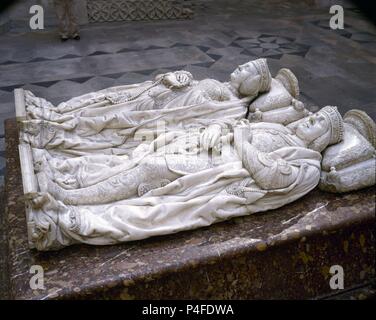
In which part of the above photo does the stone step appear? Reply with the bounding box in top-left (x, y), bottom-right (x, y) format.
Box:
top-left (3, 118), bottom-right (375, 299)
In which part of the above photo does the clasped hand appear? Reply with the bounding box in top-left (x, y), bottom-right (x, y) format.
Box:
top-left (200, 122), bottom-right (252, 151)
top-left (162, 71), bottom-right (192, 89)
top-left (200, 124), bottom-right (222, 151)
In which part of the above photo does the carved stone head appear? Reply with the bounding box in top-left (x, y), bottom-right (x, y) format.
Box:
top-left (296, 106), bottom-right (344, 152)
top-left (230, 58), bottom-right (272, 97)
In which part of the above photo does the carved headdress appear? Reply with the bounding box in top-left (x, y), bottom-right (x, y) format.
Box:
top-left (250, 58), bottom-right (272, 92)
top-left (320, 106), bottom-right (344, 145)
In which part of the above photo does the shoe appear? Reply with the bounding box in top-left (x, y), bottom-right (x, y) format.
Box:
top-left (61, 36), bottom-right (68, 42)
top-left (73, 35), bottom-right (80, 40)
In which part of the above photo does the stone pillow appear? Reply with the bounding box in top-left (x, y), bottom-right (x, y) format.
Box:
top-left (319, 109), bottom-right (376, 193)
top-left (248, 69), bottom-right (310, 125)
top-left (321, 123), bottom-right (374, 171)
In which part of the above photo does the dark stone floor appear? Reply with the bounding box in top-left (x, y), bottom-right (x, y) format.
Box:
top-left (0, 0), bottom-right (375, 186)
top-left (0, 0), bottom-right (375, 298)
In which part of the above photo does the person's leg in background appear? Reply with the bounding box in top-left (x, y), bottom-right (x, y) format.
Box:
top-left (54, 0), bottom-right (69, 41)
top-left (53, 0), bottom-right (80, 41)
top-left (66, 0), bottom-right (80, 40)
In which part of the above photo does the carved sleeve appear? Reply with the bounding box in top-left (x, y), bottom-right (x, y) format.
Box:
top-left (236, 141), bottom-right (300, 190)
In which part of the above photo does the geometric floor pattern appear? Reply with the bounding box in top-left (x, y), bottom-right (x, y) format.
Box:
top-left (231, 34), bottom-right (311, 59)
top-left (0, 0), bottom-right (375, 189)
top-left (311, 19), bottom-right (376, 44)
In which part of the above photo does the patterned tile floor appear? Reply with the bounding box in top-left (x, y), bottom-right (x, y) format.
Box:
top-left (0, 0), bottom-right (375, 298)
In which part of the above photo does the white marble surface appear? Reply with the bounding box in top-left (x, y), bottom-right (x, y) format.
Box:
top-left (319, 110), bottom-right (376, 193)
top-left (15, 59), bottom-right (375, 250)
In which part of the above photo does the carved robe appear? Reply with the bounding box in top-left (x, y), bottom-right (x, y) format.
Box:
top-left (32, 123), bottom-right (322, 250)
top-left (23, 78), bottom-right (251, 157)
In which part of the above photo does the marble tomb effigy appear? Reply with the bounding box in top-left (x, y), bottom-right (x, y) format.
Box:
top-left (13, 58), bottom-right (375, 251)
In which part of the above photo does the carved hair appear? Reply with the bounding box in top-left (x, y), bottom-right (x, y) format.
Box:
top-left (239, 58), bottom-right (272, 96)
top-left (239, 75), bottom-right (262, 96)
top-left (307, 129), bottom-right (331, 152)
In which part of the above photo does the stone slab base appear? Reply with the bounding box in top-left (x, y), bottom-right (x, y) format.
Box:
top-left (4, 118), bottom-right (375, 299)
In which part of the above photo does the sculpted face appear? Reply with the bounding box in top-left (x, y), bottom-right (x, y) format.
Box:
top-left (230, 62), bottom-right (256, 90)
top-left (296, 112), bottom-right (330, 143)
